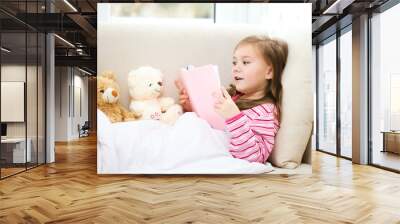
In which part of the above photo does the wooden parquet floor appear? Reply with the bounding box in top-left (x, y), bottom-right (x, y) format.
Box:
top-left (1, 135), bottom-right (400, 224)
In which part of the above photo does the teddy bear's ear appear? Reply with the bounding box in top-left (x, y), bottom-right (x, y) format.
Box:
top-left (127, 69), bottom-right (137, 88)
top-left (100, 70), bottom-right (117, 81)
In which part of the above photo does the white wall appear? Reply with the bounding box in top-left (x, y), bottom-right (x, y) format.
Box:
top-left (55, 66), bottom-right (69, 141)
top-left (216, 3), bottom-right (310, 34)
top-left (1, 66), bottom-right (26, 136)
top-left (55, 67), bottom-right (89, 141)
top-left (72, 73), bottom-right (89, 138)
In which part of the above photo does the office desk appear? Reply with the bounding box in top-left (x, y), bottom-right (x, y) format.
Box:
top-left (381, 131), bottom-right (400, 154)
top-left (1, 138), bottom-right (31, 163)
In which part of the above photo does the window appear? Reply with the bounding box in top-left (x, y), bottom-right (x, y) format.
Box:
top-left (98, 3), bottom-right (214, 24)
top-left (339, 28), bottom-right (352, 158)
top-left (390, 74), bottom-right (400, 130)
top-left (317, 36), bottom-right (337, 154)
top-left (215, 3), bottom-right (308, 28)
top-left (371, 2), bottom-right (400, 171)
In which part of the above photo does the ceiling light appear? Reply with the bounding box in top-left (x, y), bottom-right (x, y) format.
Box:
top-left (63, 0), bottom-right (78, 12)
top-left (54, 34), bottom-right (75, 48)
top-left (78, 67), bottom-right (93, 76)
top-left (1, 47), bottom-right (11, 53)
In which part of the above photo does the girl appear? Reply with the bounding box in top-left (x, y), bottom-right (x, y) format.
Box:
top-left (175, 35), bottom-right (288, 164)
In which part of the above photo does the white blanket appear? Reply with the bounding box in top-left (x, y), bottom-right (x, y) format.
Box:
top-left (97, 110), bottom-right (273, 174)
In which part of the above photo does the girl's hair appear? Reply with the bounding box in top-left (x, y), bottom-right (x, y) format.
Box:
top-left (228, 35), bottom-right (288, 121)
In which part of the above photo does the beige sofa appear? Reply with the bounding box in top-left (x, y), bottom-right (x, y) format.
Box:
top-left (98, 22), bottom-right (313, 174)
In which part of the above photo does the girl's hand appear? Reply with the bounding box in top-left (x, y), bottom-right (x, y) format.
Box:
top-left (174, 79), bottom-right (193, 112)
top-left (213, 87), bottom-right (240, 119)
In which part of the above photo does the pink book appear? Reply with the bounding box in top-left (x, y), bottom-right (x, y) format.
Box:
top-left (180, 65), bottom-right (226, 130)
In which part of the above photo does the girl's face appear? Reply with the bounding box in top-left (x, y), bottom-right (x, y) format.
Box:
top-left (232, 44), bottom-right (273, 97)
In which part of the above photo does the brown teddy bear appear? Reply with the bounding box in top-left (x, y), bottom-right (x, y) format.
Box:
top-left (97, 71), bottom-right (137, 123)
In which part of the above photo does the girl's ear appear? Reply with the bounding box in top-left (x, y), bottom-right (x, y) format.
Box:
top-left (265, 67), bottom-right (273, 80)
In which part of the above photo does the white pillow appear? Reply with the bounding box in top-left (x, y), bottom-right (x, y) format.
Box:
top-left (268, 38), bottom-right (313, 168)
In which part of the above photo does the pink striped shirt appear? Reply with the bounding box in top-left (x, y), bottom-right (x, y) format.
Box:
top-left (225, 97), bottom-right (279, 164)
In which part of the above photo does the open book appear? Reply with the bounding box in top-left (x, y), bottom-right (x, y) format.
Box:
top-left (179, 64), bottom-right (226, 130)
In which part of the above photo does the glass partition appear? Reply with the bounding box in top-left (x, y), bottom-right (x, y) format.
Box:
top-left (317, 36), bottom-right (337, 155)
top-left (1, 30), bottom-right (28, 178)
top-left (0, 1), bottom-right (46, 179)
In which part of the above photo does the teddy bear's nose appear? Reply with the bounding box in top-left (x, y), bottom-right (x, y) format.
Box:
top-left (158, 81), bottom-right (162, 86)
top-left (112, 90), bottom-right (118, 97)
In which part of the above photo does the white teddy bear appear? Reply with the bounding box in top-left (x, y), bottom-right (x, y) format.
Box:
top-left (128, 66), bottom-right (183, 125)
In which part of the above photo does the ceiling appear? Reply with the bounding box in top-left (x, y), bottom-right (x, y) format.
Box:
top-left (0, 0), bottom-right (392, 74)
